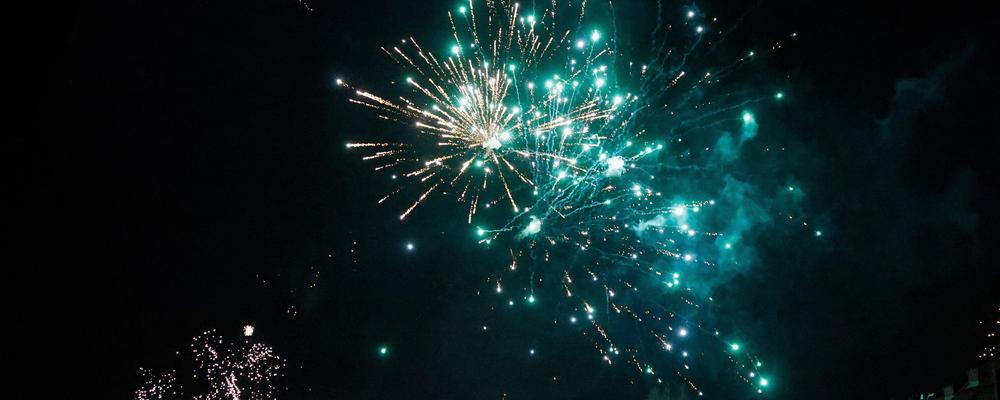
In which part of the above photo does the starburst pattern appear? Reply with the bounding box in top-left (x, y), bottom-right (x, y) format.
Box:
top-left (342, 0), bottom-right (804, 396)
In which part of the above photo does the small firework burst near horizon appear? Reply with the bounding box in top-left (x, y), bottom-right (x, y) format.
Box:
top-left (135, 327), bottom-right (286, 399)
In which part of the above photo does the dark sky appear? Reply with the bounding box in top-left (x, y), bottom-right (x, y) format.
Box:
top-left (52, 0), bottom-right (1000, 398)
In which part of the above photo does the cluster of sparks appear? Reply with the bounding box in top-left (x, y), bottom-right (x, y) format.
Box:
top-left (978, 305), bottom-right (999, 360)
top-left (135, 328), bottom-right (286, 400)
top-left (343, 0), bottom-right (629, 222)
top-left (344, 0), bottom-right (803, 397)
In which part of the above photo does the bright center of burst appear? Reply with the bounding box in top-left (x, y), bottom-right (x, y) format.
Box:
top-left (475, 121), bottom-right (512, 151)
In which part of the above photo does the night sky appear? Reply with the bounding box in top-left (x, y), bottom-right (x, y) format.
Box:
top-left (56, 0), bottom-right (1000, 398)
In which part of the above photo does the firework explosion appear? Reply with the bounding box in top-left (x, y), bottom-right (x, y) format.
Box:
top-left (135, 328), bottom-right (286, 399)
top-left (343, 0), bottom-right (804, 396)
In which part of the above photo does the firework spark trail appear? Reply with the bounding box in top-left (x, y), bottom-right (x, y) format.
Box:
top-left (342, 1), bottom-right (801, 396)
